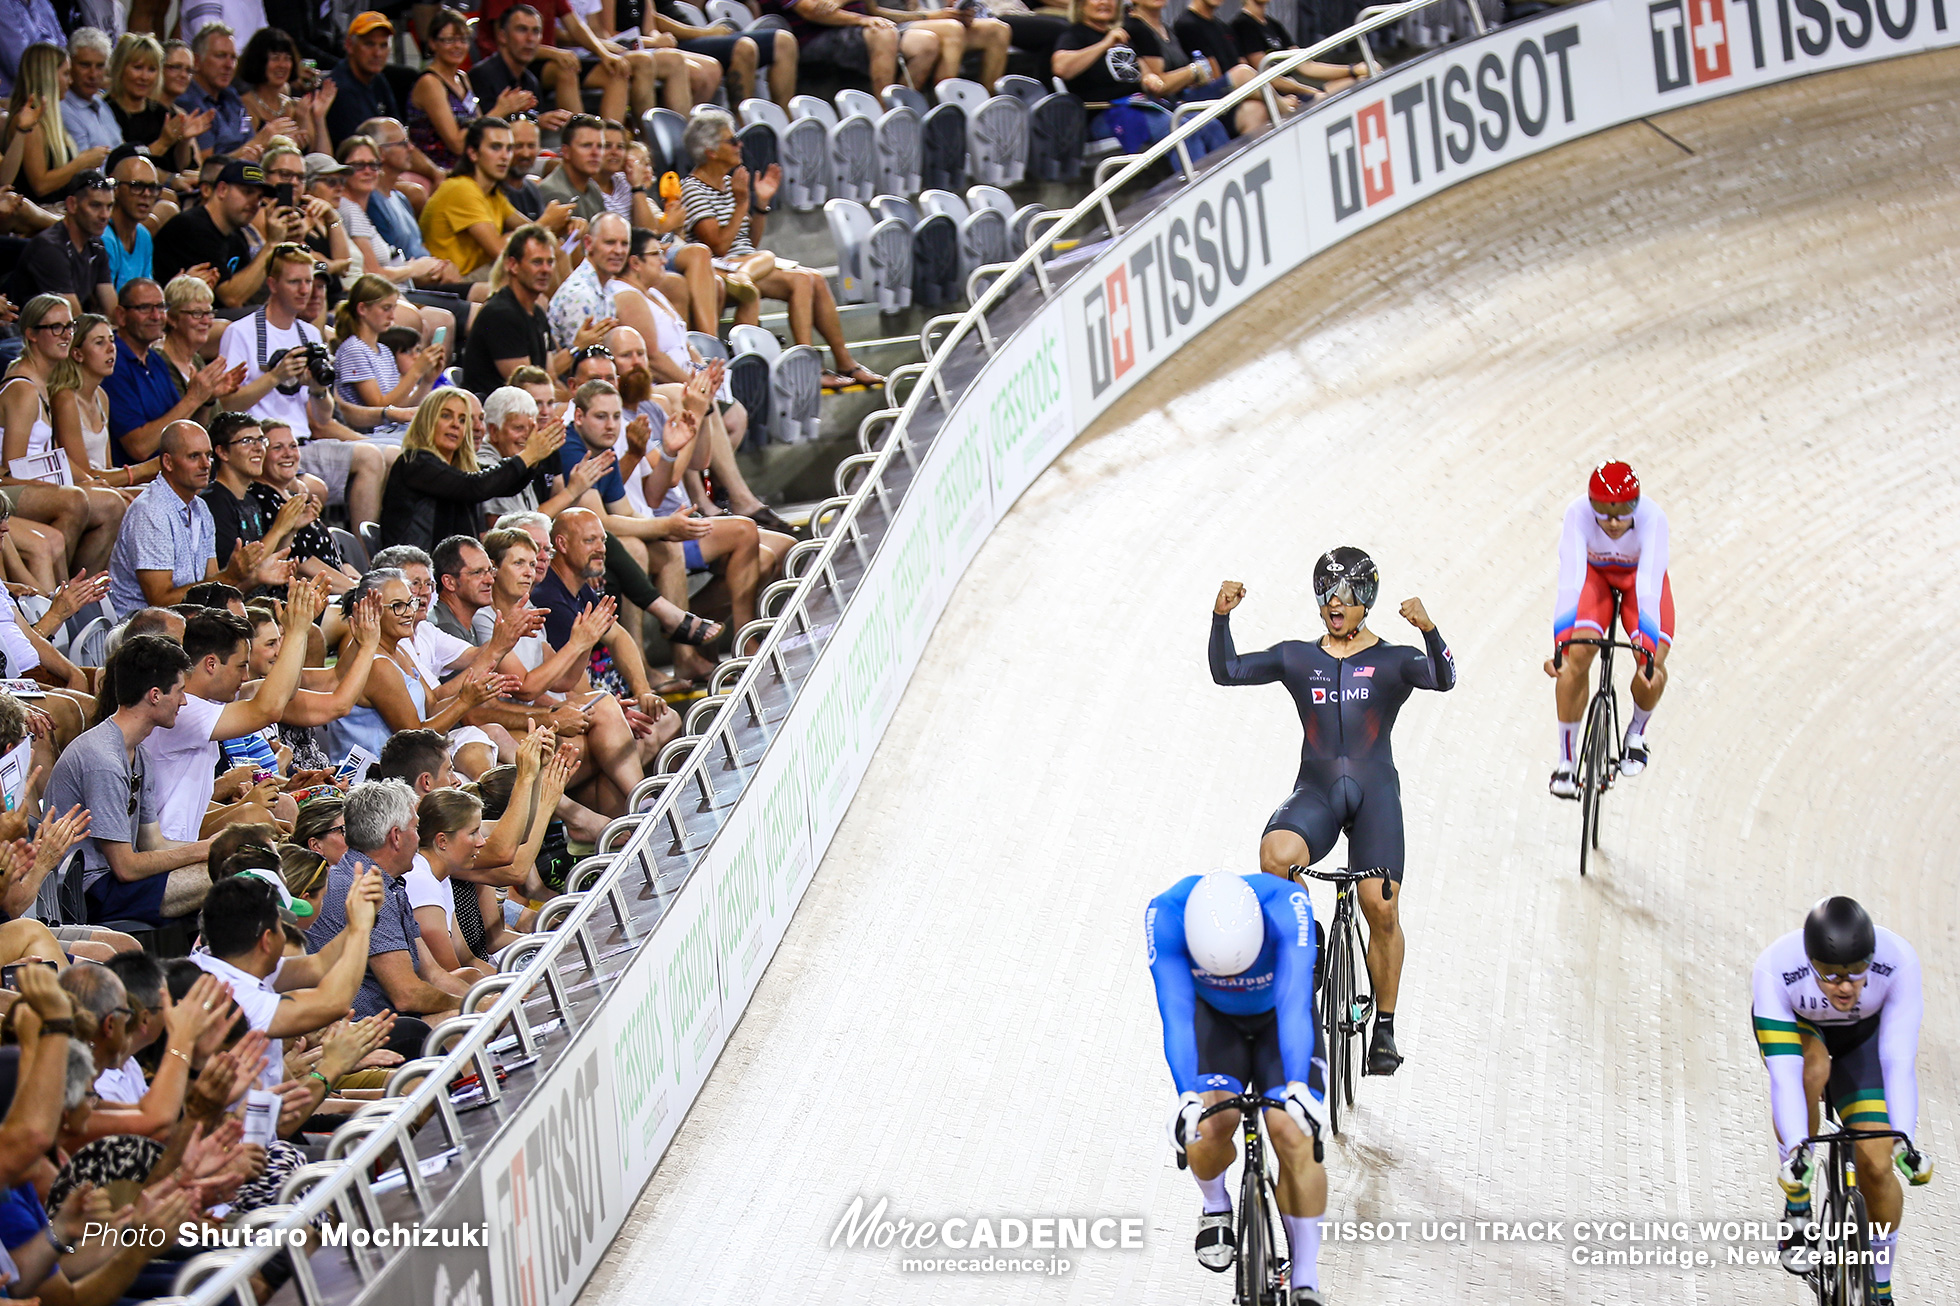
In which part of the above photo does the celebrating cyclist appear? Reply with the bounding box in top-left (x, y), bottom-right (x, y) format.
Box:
top-left (1210, 548), bottom-right (1455, 1075)
top-left (1147, 871), bottom-right (1329, 1306)
top-left (1546, 460), bottom-right (1672, 796)
top-left (1752, 897), bottom-right (1931, 1299)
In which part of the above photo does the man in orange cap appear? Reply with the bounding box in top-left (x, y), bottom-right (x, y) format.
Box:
top-left (327, 13), bottom-right (406, 146)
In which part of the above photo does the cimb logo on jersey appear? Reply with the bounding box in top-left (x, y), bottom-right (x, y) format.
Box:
top-left (1325, 26), bottom-right (1581, 222)
top-left (1650, 0), bottom-right (1941, 92)
top-left (1081, 158), bottom-right (1280, 399)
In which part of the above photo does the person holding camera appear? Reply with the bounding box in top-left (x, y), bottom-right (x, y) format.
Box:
top-left (217, 243), bottom-right (395, 528)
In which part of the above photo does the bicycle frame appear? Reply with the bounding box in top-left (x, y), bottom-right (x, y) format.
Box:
top-left (1553, 588), bottom-right (1655, 876)
top-left (1792, 1126), bottom-right (1916, 1306)
top-left (1291, 865), bottom-right (1385, 1134)
top-left (1186, 1092), bottom-right (1322, 1306)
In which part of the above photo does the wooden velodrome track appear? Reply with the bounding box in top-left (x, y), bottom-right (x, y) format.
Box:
top-left (583, 48), bottom-right (1960, 1306)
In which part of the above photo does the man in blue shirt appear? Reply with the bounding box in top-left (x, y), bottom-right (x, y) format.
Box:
top-left (1148, 871), bottom-right (1330, 1304)
top-left (103, 150), bottom-right (160, 290)
top-left (103, 280), bottom-right (241, 465)
top-left (356, 117), bottom-right (435, 258)
top-left (176, 23), bottom-right (256, 158)
top-left (62, 29), bottom-right (123, 154)
top-left (108, 421), bottom-right (288, 613)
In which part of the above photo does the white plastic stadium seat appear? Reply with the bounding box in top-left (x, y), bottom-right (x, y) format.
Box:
top-left (789, 94), bottom-right (838, 127)
top-left (967, 184), bottom-right (1014, 220)
top-left (918, 188), bottom-right (969, 220)
top-left (667, 1), bottom-right (711, 25)
top-left (881, 85), bottom-right (929, 117)
top-left (728, 326), bottom-right (822, 443)
top-left (747, 98), bottom-right (827, 208)
top-left (836, 89), bottom-right (919, 196)
top-left (934, 77), bottom-right (988, 119)
top-left (826, 198), bottom-right (913, 313)
top-left (834, 88), bottom-right (880, 122)
top-left (828, 112), bottom-right (877, 202)
top-left (968, 93), bottom-right (1029, 185)
top-left (705, 0), bottom-right (756, 28)
top-left (687, 331), bottom-right (728, 361)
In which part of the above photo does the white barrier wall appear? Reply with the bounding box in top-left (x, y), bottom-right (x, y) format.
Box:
top-left (448, 12), bottom-right (1957, 1306)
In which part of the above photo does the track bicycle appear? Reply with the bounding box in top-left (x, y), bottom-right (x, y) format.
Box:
top-left (1552, 586), bottom-right (1655, 877)
top-left (1787, 1122), bottom-right (1920, 1306)
top-left (1290, 864), bottom-right (1386, 1137)
top-left (1178, 1092), bottom-right (1324, 1306)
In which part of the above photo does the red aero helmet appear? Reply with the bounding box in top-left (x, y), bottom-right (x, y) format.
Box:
top-left (1589, 460), bottom-right (1639, 504)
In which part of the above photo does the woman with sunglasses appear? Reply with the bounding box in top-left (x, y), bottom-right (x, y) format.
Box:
top-left (1546, 459), bottom-right (1673, 792)
top-left (377, 387), bottom-right (563, 554)
top-left (410, 9), bottom-right (537, 176)
top-left (0, 297), bottom-right (126, 579)
top-left (322, 567), bottom-right (505, 768)
top-left (294, 796), bottom-right (349, 868)
top-left (50, 315), bottom-right (160, 493)
top-left (1210, 549), bottom-right (1454, 1079)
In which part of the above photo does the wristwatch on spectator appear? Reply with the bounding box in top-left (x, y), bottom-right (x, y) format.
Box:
top-left (43, 1226), bottom-right (75, 1256)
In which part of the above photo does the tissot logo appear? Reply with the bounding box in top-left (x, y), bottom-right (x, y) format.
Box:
top-left (1650, 0), bottom-right (1731, 89)
top-left (1083, 159), bottom-right (1278, 398)
top-left (1326, 27), bottom-right (1581, 222)
top-left (1652, 0), bottom-right (1940, 90)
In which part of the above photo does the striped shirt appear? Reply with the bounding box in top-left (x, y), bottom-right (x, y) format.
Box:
top-left (680, 173), bottom-right (754, 257)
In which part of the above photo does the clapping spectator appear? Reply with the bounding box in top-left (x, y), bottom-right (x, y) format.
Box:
top-left (682, 109), bottom-right (884, 389)
top-left (303, 778), bottom-right (475, 1025)
top-left (379, 386), bottom-right (565, 553)
top-left (102, 275), bottom-right (236, 466)
top-left (257, 421), bottom-right (360, 594)
top-left (471, 7), bottom-right (573, 136)
top-left (237, 28), bottom-right (335, 155)
top-left (5, 45), bottom-right (112, 207)
top-left (105, 34), bottom-right (209, 180)
top-left (3, 296), bottom-right (126, 576)
top-left (333, 274), bottom-right (444, 441)
top-left (413, 8), bottom-right (539, 176)
top-left (43, 635), bottom-right (213, 927)
top-left (177, 23), bottom-right (280, 161)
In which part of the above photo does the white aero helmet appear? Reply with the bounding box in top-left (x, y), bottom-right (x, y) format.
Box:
top-left (1184, 873), bottom-right (1265, 976)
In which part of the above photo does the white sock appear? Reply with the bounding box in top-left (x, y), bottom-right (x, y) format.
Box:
top-left (1283, 1214), bottom-right (1321, 1289)
top-left (1557, 720), bottom-right (1580, 765)
top-left (1871, 1228), bottom-right (1897, 1291)
top-left (1628, 706), bottom-right (1653, 737)
top-left (1195, 1171), bottom-right (1230, 1214)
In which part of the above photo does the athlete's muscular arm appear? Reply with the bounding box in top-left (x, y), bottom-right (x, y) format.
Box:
top-left (1875, 936), bottom-right (1923, 1145)
top-left (1631, 500), bottom-right (1669, 652)
top-left (1267, 886), bottom-right (1322, 1099)
top-left (1147, 896), bottom-right (1203, 1095)
top-left (1552, 499), bottom-right (1590, 648)
top-left (1402, 625), bottom-right (1456, 692)
top-left (1750, 955), bottom-right (1812, 1159)
top-left (1209, 614), bottom-right (1287, 686)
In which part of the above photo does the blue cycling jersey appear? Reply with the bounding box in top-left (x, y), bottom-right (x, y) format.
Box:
top-left (1146, 872), bottom-right (1319, 1096)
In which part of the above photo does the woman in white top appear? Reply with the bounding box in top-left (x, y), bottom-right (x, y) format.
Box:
top-left (0, 297), bottom-right (127, 583)
top-left (50, 315), bottom-right (161, 493)
top-left (412, 788), bottom-right (497, 976)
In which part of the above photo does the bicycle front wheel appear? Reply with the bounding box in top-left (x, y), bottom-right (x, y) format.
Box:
top-left (1322, 911), bottom-right (1356, 1135)
top-left (1235, 1160), bottom-right (1270, 1306)
top-left (1578, 691), bottom-right (1612, 875)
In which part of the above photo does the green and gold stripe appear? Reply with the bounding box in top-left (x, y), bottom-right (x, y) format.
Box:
top-left (1836, 1089), bottom-right (1890, 1128)
top-left (1753, 1015), bottom-right (1805, 1058)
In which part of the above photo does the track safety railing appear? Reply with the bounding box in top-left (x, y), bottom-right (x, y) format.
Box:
top-left (176, 5), bottom-right (1442, 1301)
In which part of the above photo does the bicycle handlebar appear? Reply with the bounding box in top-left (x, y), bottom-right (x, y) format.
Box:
top-left (1180, 1091), bottom-right (1325, 1165)
top-left (1288, 865), bottom-right (1388, 885)
top-left (1552, 633), bottom-right (1656, 676)
top-left (1798, 1127), bottom-right (1916, 1157)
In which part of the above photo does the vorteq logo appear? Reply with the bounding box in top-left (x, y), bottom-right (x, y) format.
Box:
top-left (1326, 26), bottom-right (1582, 221)
top-left (1082, 157), bottom-right (1279, 399)
top-left (1649, 0), bottom-right (1732, 90)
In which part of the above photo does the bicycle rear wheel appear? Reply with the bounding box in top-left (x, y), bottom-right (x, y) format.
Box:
top-left (1578, 691), bottom-right (1612, 876)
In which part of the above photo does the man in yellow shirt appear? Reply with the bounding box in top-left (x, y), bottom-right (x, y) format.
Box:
top-left (419, 117), bottom-right (530, 280)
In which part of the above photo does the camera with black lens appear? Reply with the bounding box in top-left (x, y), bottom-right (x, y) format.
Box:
top-left (268, 342), bottom-right (338, 395)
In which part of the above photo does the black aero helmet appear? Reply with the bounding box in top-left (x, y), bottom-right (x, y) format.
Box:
top-left (1803, 896), bottom-right (1875, 966)
top-left (1312, 547), bottom-right (1379, 610)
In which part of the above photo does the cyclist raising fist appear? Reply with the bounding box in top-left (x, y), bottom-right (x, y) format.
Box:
top-left (1210, 548), bottom-right (1455, 1075)
top-left (1752, 897), bottom-right (1930, 1297)
top-left (1147, 871), bottom-right (1329, 1306)
top-left (1547, 461), bottom-right (1673, 795)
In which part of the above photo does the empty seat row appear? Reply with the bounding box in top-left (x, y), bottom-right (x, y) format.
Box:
top-left (827, 185), bottom-right (1044, 313)
top-left (693, 326), bottom-right (823, 448)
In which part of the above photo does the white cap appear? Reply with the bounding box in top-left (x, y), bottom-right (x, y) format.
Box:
top-left (1184, 873), bottom-right (1264, 976)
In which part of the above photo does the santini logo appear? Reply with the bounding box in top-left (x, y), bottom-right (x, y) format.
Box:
top-left (1326, 26), bottom-right (1582, 221)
